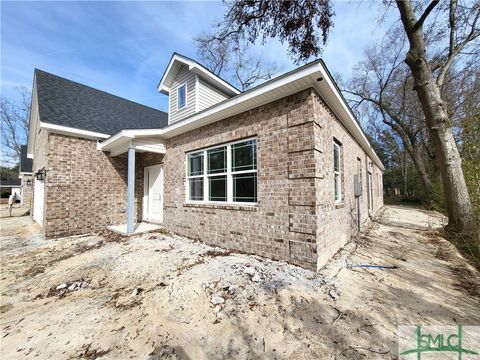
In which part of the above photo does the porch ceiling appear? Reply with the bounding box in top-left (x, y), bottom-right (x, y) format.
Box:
top-left (99, 136), bottom-right (166, 157)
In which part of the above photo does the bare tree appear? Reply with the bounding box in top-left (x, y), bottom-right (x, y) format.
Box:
top-left (1, 87), bottom-right (31, 166)
top-left (204, 0), bottom-right (334, 63)
top-left (345, 31), bottom-right (436, 203)
top-left (207, 0), bottom-right (479, 241)
top-left (194, 36), bottom-right (279, 91)
top-left (395, 0), bottom-right (480, 240)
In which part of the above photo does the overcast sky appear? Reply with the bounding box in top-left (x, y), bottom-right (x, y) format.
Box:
top-left (1, 1), bottom-right (396, 112)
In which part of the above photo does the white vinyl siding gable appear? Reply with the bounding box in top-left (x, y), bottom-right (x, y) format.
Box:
top-left (167, 65), bottom-right (234, 125)
top-left (197, 78), bottom-right (229, 112)
top-left (169, 65), bottom-right (196, 124)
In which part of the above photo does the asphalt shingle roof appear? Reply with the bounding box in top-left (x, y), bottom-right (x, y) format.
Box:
top-left (35, 69), bottom-right (168, 135)
top-left (20, 145), bottom-right (32, 173)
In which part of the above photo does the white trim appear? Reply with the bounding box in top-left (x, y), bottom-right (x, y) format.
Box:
top-left (186, 137), bottom-right (258, 206)
top-left (97, 130), bottom-right (134, 149)
top-left (27, 153), bottom-right (34, 159)
top-left (163, 63), bottom-right (319, 138)
top-left (102, 63), bottom-right (321, 144)
top-left (101, 60), bottom-right (385, 171)
top-left (195, 74), bottom-right (199, 113)
top-left (333, 141), bottom-right (342, 203)
top-left (143, 164), bottom-right (164, 223)
top-left (317, 65), bottom-right (384, 171)
top-left (40, 122), bottom-right (110, 139)
top-left (158, 53), bottom-right (240, 96)
top-left (177, 82), bottom-right (187, 110)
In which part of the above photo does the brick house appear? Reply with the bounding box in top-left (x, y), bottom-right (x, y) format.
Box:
top-left (19, 145), bottom-right (33, 207)
top-left (26, 53), bottom-right (384, 270)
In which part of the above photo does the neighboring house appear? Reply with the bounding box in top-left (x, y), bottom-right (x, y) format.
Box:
top-left (26, 53), bottom-right (384, 271)
top-left (19, 145), bottom-right (33, 206)
top-left (0, 179), bottom-right (21, 202)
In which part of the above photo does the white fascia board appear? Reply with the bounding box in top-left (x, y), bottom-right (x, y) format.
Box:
top-left (189, 64), bottom-right (240, 96)
top-left (97, 130), bottom-right (134, 150)
top-left (27, 82), bottom-right (39, 156)
top-left (101, 63), bottom-right (323, 146)
top-left (161, 63), bottom-right (322, 138)
top-left (159, 84), bottom-right (170, 95)
top-left (40, 122), bottom-right (110, 140)
top-left (158, 53), bottom-right (240, 96)
top-left (157, 56), bottom-right (178, 92)
top-left (102, 59), bottom-right (383, 171)
top-left (317, 66), bottom-right (385, 171)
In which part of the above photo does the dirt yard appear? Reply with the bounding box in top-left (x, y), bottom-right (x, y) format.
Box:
top-left (1, 206), bottom-right (479, 359)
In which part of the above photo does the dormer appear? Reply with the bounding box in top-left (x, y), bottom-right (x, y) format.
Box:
top-left (158, 53), bottom-right (240, 125)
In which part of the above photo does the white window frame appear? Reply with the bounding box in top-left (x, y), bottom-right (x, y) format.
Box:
top-left (186, 137), bottom-right (258, 206)
top-left (177, 83), bottom-right (187, 110)
top-left (334, 141), bottom-right (342, 203)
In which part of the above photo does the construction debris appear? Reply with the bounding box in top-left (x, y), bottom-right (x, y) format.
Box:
top-left (1, 206), bottom-right (479, 359)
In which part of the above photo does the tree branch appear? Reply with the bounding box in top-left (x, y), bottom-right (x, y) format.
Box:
top-left (412, 0), bottom-right (440, 32)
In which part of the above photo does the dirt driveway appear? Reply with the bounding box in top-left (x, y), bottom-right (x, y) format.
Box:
top-left (1, 206), bottom-right (479, 359)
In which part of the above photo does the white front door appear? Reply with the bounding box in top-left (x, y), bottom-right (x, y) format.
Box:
top-left (143, 164), bottom-right (163, 223)
top-left (33, 178), bottom-right (44, 226)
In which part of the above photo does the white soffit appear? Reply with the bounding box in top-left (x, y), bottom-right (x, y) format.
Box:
top-left (158, 53), bottom-right (240, 96)
top-left (104, 60), bottom-right (384, 170)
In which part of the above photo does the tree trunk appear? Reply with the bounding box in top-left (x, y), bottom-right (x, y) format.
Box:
top-left (396, 0), bottom-right (478, 240)
top-left (402, 150), bottom-right (408, 200)
top-left (411, 143), bottom-right (434, 203)
top-left (384, 121), bottom-right (435, 201)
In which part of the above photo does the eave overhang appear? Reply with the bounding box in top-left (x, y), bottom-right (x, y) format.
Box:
top-left (103, 60), bottom-right (384, 171)
top-left (157, 53), bottom-right (240, 97)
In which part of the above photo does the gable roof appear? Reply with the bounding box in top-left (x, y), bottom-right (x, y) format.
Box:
top-left (20, 145), bottom-right (32, 173)
top-left (101, 58), bottom-right (385, 171)
top-left (158, 53), bottom-right (240, 96)
top-left (34, 69), bottom-right (168, 136)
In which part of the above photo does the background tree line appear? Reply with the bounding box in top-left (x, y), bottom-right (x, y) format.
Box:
top-left (195, 0), bottom-right (480, 264)
top-left (2, 0), bottom-right (478, 264)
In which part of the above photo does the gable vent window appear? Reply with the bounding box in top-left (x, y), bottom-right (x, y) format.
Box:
top-left (186, 138), bottom-right (257, 205)
top-left (177, 84), bottom-right (186, 109)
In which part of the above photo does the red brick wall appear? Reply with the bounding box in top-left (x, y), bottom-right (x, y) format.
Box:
top-left (311, 92), bottom-right (383, 269)
top-left (163, 88), bottom-right (384, 270)
top-left (43, 134), bottom-right (163, 238)
top-left (33, 87), bottom-right (383, 271)
top-left (163, 89), bottom-right (318, 269)
top-left (20, 175), bottom-right (33, 208)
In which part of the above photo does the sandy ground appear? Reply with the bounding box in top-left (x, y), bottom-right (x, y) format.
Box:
top-left (0, 205), bottom-right (479, 359)
top-left (0, 204), bottom-right (30, 219)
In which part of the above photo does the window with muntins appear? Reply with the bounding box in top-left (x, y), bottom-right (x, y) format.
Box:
top-left (186, 138), bottom-right (257, 204)
top-left (177, 84), bottom-right (186, 109)
top-left (333, 141), bottom-right (342, 202)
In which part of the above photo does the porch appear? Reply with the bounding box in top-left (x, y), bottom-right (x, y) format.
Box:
top-left (106, 222), bottom-right (162, 236)
top-left (98, 135), bottom-right (166, 235)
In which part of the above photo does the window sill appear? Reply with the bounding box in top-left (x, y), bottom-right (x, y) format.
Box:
top-left (335, 202), bottom-right (346, 209)
top-left (183, 202), bottom-right (258, 212)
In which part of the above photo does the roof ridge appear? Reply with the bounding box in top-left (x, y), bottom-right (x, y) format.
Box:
top-left (34, 69), bottom-right (167, 115)
top-left (171, 52), bottom-right (241, 93)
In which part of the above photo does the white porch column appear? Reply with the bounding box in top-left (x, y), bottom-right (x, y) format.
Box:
top-left (127, 145), bottom-right (135, 234)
